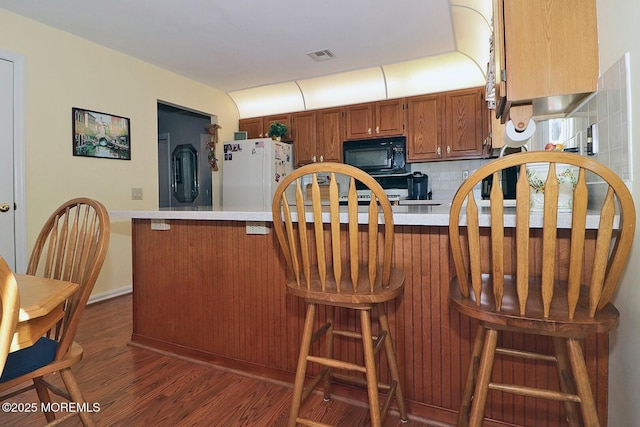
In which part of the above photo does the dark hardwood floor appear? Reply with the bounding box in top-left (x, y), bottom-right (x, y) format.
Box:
top-left (1, 294), bottom-right (451, 426)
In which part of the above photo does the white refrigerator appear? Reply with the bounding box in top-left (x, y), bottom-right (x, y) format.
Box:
top-left (222, 138), bottom-right (293, 210)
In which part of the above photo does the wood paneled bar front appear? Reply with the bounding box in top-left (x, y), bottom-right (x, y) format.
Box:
top-left (113, 206), bottom-right (608, 427)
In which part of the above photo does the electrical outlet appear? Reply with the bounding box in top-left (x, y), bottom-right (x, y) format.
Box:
top-left (246, 221), bottom-right (270, 235)
top-left (462, 170), bottom-right (469, 180)
top-left (150, 219), bottom-right (170, 231)
top-left (131, 188), bottom-right (143, 200)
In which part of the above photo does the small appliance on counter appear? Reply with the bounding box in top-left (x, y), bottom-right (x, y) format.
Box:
top-left (481, 167), bottom-right (517, 200)
top-left (407, 172), bottom-right (429, 200)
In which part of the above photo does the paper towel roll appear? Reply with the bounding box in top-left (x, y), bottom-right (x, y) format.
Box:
top-left (504, 118), bottom-right (536, 146)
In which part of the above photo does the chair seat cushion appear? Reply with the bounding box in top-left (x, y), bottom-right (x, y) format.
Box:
top-left (449, 274), bottom-right (620, 337)
top-left (0, 337), bottom-right (57, 383)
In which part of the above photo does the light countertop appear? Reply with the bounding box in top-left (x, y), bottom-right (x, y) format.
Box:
top-left (109, 203), bottom-right (602, 229)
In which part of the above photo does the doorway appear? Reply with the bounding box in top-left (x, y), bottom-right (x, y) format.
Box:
top-left (157, 102), bottom-right (214, 208)
top-left (0, 50), bottom-right (27, 272)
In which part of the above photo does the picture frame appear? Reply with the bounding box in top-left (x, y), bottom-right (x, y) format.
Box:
top-left (72, 107), bottom-right (131, 160)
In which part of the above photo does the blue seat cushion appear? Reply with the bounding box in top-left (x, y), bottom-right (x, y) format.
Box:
top-left (1, 337), bottom-right (57, 383)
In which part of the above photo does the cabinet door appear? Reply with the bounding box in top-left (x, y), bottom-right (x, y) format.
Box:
top-left (239, 118), bottom-right (264, 139)
top-left (317, 107), bottom-right (344, 163)
top-left (375, 99), bottom-right (405, 137)
top-left (406, 95), bottom-right (441, 162)
top-left (345, 103), bottom-right (374, 140)
top-left (444, 88), bottom-right (485, 159)
top-left (264, 114), bottom-right (292, 141)
top-left (292, 111), bottom-right (317, 167)
top-left (499, 0), bottom-right (597, 115)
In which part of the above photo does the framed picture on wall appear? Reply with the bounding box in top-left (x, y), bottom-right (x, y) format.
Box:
top-left (72, 107), bottom-right (131, 160)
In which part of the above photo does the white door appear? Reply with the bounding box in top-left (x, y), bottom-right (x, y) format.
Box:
top-left (0, 58), bottom-right (16, 269)
top-left (0, 50), bottom-right (26, 273)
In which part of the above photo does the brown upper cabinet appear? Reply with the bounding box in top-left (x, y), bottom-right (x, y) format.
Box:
top-left (406, 94), bottom-right (441, 161)
top-left (238, 117), bottom-right (263, 139)
top-left (292, 108), bottom-right (344, 167)
top-left (239, 114), bottom-right (293, 141)
top-left (444, 88), bottom-right (486, 159)
top-left (241, 88), bottom-right (487, 165)
top-left (407, 87), bottom-right (486, 162)
top-left (493, 0), bottom-right (598, 123)
top-left (344, 99), bottom-right (405, 140)
top-left (292, 111), bottom-right (317, 167)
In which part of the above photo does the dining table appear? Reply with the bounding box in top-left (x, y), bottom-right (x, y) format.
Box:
top-left (10, 274), bottom-right (79, 352)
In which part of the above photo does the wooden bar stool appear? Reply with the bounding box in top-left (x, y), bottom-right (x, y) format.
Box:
top-left (272, 162), bottom-right (408, 427)
top-left (0, 257), bottom-right (19, 374)
top-left (448, 152), bottom-right (635, 426)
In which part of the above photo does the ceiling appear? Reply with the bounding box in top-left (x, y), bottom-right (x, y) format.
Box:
top-left (0, 0), bottom-right (493, 116)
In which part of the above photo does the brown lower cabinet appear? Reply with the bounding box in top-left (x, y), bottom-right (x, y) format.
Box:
top-left (131, 219), bottom-right (608, 427)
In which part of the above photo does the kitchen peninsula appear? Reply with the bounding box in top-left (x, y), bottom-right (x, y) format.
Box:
top-left (111, 206), bottom-right (608, 426)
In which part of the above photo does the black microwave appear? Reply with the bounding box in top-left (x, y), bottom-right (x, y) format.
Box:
top-left (343, 136), bottom-right (407, 175)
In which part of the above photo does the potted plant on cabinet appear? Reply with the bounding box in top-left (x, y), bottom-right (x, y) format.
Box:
top-left (268, 122), bottom-right (287, 141)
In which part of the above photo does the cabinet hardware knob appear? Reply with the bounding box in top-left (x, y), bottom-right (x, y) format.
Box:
top-left (368, 128), bottom-right (372, 135)
top-left (437, 147), bottom-right (441, 156)
top-left (0, 203), bottom-right (10, 213)
top-left (312, 155), bottom-right (317, 163)
top-left (376, 126), bottom-right (379, 134)
top-left (447, 146), bottom-right (451, 154)
top-left (320, 155), bottom-right (324, 162)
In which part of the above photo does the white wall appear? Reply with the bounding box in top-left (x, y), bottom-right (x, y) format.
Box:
top-left (596, 1), bottom-right (640, 425)
top-left (0, 10), bottom-right (239, 298)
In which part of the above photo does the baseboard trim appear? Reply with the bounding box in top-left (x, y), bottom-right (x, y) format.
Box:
top-left (88, 285), bottom-right (132, 305)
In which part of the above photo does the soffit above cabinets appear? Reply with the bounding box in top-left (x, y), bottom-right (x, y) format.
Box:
top-left (1, 0), bottom-right (493, 117)
top-left (229, 0), bottom-right (493, 117)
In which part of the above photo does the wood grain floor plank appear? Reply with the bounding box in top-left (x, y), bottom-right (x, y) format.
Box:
top-left (1, 294), bottom-right (448, 427)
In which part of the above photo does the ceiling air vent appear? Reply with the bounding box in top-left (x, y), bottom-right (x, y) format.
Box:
top-left (307, 49), bottom-right (335, 62)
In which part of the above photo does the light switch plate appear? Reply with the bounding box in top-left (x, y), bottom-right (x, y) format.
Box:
top-left (131, 187), bottom-right (143, 200)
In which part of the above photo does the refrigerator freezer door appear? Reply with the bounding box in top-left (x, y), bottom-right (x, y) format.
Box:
top-left (222, 139), bottom-right (267, 210)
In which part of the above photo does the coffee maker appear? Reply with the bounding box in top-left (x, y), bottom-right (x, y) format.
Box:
top-left (481, 143), bottom-right (527, 200)
top-left (481, 166), bottom-right (517, 200)
top-left (407, 172), bottom-right (429, 200)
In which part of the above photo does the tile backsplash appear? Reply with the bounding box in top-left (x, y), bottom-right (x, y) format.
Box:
top-left (410, 158), bottom-right (486, 201)
top-left (410, 52), bottom-right (633, 201)
top-left (529, 52), bottom-right (632, 182)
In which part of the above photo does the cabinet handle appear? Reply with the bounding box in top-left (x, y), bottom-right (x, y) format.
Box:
top-left (312, 155), bottom-right (317, 163)
top-left (368, 128), bottom-right (372, 135)
top-left (375, 126), bottom-right (379, 134)
top-left (447, 146), bottom-right (451, 154)
top-left (319, 155), bottom-right (324, 162)
top-left (437, 147), bottom-right (441, 156)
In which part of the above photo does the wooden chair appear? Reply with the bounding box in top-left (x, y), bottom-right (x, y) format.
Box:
top-left (449, 152), bottom-right (635, 427)
top-left (0, 198), bottom-right (110, 426)
top-left (0, 257), bottom-right (20, 375)
top-left (272, 162), bottom-right (408, 427)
